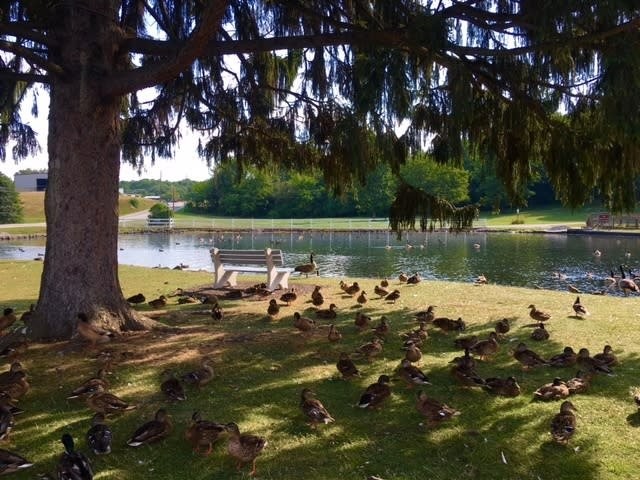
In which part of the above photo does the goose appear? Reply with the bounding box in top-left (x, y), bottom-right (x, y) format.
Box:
top-left (294, 253), bottom-right (318, 277)
top-left (618, 265), bottom-right (639, 295)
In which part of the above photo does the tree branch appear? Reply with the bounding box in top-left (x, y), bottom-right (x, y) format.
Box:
top-left (0, 40), bottom-right (64, 76)
top-left (0, 22), bottom-right (55, 47)
top-left (0, 71), bottom-right (50, 84)
top-left (102, 2), bottom-right (229, 97)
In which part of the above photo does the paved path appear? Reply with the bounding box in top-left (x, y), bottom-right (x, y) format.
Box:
top-left (0, 209), bottom-right (151, 229)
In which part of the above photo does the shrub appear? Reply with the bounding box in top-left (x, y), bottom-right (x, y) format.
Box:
top-left (148, 202), bottom-right (173, 218)
top-left (128, 197), bottom-right (140, 208)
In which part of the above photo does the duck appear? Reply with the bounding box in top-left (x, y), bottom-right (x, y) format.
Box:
top-left (469, 332), bottom-right (499, 360)
top-left (127, 408), bottom-right (172, 447)
top-left (374, 285), bottom-right (389, 298)
top-left (450, 363), bottom-right (485, 388)
top-left (401, 322), bottom-right (429, 343)
top-left (181, 358), bottom-right (215, 387)
top-left (398, 272), bottom-right (408, 283)
top-left (397, 359), bottom-right (430, 387)
top-left (294, 253), bottom-right (318, 277)
top-left (384, 289), bottom-right (401, 303)
top-left (513, 342), bottom-right (549, 369)
top-left (0, 362), bottom-right (24, 386)
top-left (0, 448), bottom-right (32, 475)
top-left (617, 265), bottom-right (639, 295)
top-left (344, 282), bottom-right (361, 296)
top-left (354, 311), bottom-right (372, 330)
top-left (327, 324), bottom-right (342, 342)
top-left (454, 335), bottom-right (479, 350)
top-left (185, 411), bottom-right (226, 455)
top-left (495, 318), bottom-right (510, 336)
top-left (225, 422), bottom-right (267, 477)
top-left (18, 304), bottom-right (35, 325)
top-left (406, 272), bottom-right (422, 284)
top-left (577, 348), bottom-right (614, 375)
top-left (415, 390), bottom-right (460, 427)
top-left (415, 305), bottom-right (436, 323)
top-left (592, 345), bottom-right (618, 366)
top-left (211, 302), bottom-right (224, 321)
top-left (566, 370), bottom-right (592, 395)
top-left (315, 303), bottom-right (338, 320)
top-left (403, 340), bottom-right (423, 363)
top-left (593, 249), bottom-right (602, 257)
top-left (160, 371), bottom-right (186, 401)
top-left (280, 288), bottom-right (298, 305)
top-left (372, 316), bottom-right (390, 338)
top-left (0, 309), bottom-right (17, 332)
top-left (380, 278), bottom-right (389, 288)
top-left (356, 290), bottom-right (368, 306)
top-left (432, 317), bottom-right (466, 334)
top-left (483, 376), bottom-right (521, 397)
top-left (355, 337), bottom-right (383, 361)
top-left (0, 395), bottom-right (15, 441)
top-left (86, 413), bottom-right (113, 455)
top-left (126, 293), bottom-right (146, 304)
top-left (267, 299), bottom-right (280, 318)
top-left (0, 370), bottom-right (30, 400)
top-left (528, 304), bottom-right (551, 322)
top-left (336, 353), bottom-right (360, 379)
top-left (148, 295), bottom-right (167, 308)
top-left (474, 274), bottom-right (488, 285)
top-left (300, 389), bottom-right (335, 427)
top-left (86, 385), bottom-right (136, 415)
top-left (76, 313), bottom-right (116, 347)
top-left (311, 286), bottom-right (324, 306)
top-left (57, 433), bottom-right (93, 479)
top-left (357, 375), bottom-right (391, 409)
top-left (293, 312), bottom-right (316, 334)
top-left (67, 368), bottom-right (110, 399)
top-left (550, 401), bottom-right (577, 444)
top-left (549, 346), bottom-right (577, 368)
top-left (533, 377), bottom-right (570, 401)
top-left (531, 322), bottom-right (550, 341)
top-left (0, 340), bottom-right (28, 360)
top-left (572, 296), bottom-right (589, 317)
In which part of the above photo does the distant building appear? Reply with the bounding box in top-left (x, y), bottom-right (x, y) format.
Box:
top-left (13, 173), bottom-right (48, 192)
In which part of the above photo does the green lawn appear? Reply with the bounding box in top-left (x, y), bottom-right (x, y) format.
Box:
top-left (0, 260), bottom-right (639, 479)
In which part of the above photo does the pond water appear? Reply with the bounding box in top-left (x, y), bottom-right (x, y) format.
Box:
top-left (2, 230), bottom-right (640, 295)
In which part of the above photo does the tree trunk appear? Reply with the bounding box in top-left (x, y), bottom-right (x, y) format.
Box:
top-left (28, 2), bottom-right (155, 340)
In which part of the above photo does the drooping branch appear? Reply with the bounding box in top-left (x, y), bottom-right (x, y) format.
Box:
top-left (0, 71), bottom-right (49, 83)
top-left (0, 21), bottom-right (55, 47)
top-left (0, 40), bottom-right (64, 76)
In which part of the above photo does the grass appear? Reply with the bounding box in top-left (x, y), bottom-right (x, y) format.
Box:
top-left (1, 260), bottom-right (639, 479)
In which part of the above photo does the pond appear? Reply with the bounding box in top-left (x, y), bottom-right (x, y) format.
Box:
top-left (2, 230), bottom-right (640, 296)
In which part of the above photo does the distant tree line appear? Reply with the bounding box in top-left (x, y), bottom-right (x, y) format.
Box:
top-left (0, 172), bottom-right (23, 223)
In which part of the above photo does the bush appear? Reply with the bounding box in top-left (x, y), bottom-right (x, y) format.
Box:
top-left (0, 173), bottom-right (23, 223)
top-left (148, 202), bottom-right (173, 218)
top-left (128, 197), bottom-right (140, 208)
top-left (511, 218), bottom-right (525, 224)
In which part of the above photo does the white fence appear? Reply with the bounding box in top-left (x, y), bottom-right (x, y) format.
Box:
top-left (146, 218), bottom-right (175, 228)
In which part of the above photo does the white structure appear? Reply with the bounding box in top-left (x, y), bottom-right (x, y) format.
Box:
top-left (13, 173), bottom-right (48, 192)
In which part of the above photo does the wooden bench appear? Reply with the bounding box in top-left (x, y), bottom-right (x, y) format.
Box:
top-left (210, 247), bottom-right (294, 291)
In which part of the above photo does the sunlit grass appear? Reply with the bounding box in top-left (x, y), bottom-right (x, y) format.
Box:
top-left (0, 261), bottom-right (639, 478)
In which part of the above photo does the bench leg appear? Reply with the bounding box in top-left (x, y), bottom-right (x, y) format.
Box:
top-left (268, 271), bottom-right (291, 291)
top-left (214, 271), bottom-right (239, 288)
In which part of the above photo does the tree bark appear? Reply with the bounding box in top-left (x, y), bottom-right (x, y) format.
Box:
top-left (27, 1), bottom-right (155, 339)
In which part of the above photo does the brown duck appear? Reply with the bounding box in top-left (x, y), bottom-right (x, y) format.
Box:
top-left (566, 370), bottom-right (592, 395)
top-left (528, 304), bottom-right (551, 322)
top-left (181, 359), bottom-right (214, 387)
top-left (415, 390), bottom-right (460, 427)
top-left (549, 346), bottom-right (577, 368)
top-left (160, 371), bottom-right (186, 401)
top-left (469, 332), bottom-right (499, 360)
top-left (293, 312), bottom-right (316, 334)
top-left (185, 411), bottom-right (226, 456)
top-left (593, 345), bottom-right (618, 366)
top-left (432, 317), bottom-right (466, 334)
top-left (354, 311), bottom-right (372, 330)
top-left (577, 348), bottom-right (614, 375)
top-left (374, 285), bottom-right (389, 298)
top-left (76, 313), bottom-right (115, 347)
top-left (344, 282), bottom-right (361, 296)
top-left (0, 309), bottom-right (17, 333)
top-left (127, 408), bottom-right (172, 447)
top-left (384, 289), bottom-right (401, 303)
top-left (531, 322), bottom-right (550, 341)
top-left (372, 316), bottom-right (390, 337)
top-left (572, 296), bottom-right (589, 317)
top-left (225, 422), bottom-right (267, 477)
top-left (311, 285), bottom-right (324, 306)
top-left (403, 340), bottom-right (422, 363)
top-left (453, 335), bottom-right (478, 350)
top-left (267, 299), bottom-right (280, 318)
top-left (300, 389), bottom-right (335, 427)
top-left (415, 306), bottom-right (436, 323)
top-left (327, 324), bottom-right (342, 342)
top-left (513, 342), bottom-right (549, 369)
top-left (336, 353), bottom-right (360, 379)
top-left (67, 368), bottom-right (110, 399)
top-left (148, 295), bottom-right (167, 308)
top-left (279, 288), bottom-right (298, 305)
top-left (534, 377), bottom-right (570, 401)
top-left (356, 290), bottom-right (368, 306)
top-left (315, 303), bottom-right (338, 320)
top-left (483, 376), bottom-right (521, 397)
top-left (86, 385), bottom-right (136, 415)
top-left (397, 359), bottom-right (430, 387)
top-left (550, 401), bottom-right (577, 444)
top-left (357, 375), bottom-right (391, 409)
top-left (355, 338), bottom-right (383, 361)
top-left (494, 318), bottom-right (510, 336)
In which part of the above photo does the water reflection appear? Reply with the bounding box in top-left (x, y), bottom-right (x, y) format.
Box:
top-left (2, 231), bottom-right (640, 295)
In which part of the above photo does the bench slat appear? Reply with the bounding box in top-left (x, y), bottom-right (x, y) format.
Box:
top-left (210, 248), bottom-right (291, 290)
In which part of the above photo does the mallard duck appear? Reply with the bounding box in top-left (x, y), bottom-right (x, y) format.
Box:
top-left (406, 273), bottom-right (422, 284)
top-left (300, 389), bottom-right (335, 427)
top-left (357, 375), bottom-right (391, 409)
top-left (453, 334), bottom-right (478, 350)
top-left (374, 285), bottom-right (389, 298)
top-left (550, 401), bottom-right (577, 444)
top-left (127, 408), bottom-right (172, 447)
top-left (513, 342), bottom-right (549, 369)
top-left (0, 371), bottom-right (29, 400)
top-left (86, 413), bottom-right (112, 455)
top-left (181, 358), bottom-right (214, 387)
top-left (148, 295), bottom-right (167, 308)
top-left (495, 318), bottom-right (510, 335)
top-left (372, 316), bottom-right (390, 337)
top-left (280, 288), bottom-right (298, 305)
top-left (0, 448), bottom-right (32, 474)
top-left (566, 370), bottom-right (592, 395)
top-left (160, 371), bottom-right (186, 401)
top-left (549, 346), bottom-right (577, 368)
top-left (185, 411), bottom-right (226, 455)
top-left (401, 322), bottom-right (429, 342)
top-left (531, 322), bottom-right (550, 341)
top-left (336, 353), bottom-right (360, 379)
top-left (415, 305), bottom-right (436, 323)
top-left (293, 312), bottom-right (316, 334)
top-left (267, 299), bottom-right (280, 318)
top-left (76, 313), bottom-right (116, 347)
top-left (618, 265), bottom-right (640, 295)
top-left (380, 278), bottom-right (389, 288)
top-left (432, 317), bottom-right (466, 333)
top-left (0, 340), bottom-right (28, 360)
top-left (355, 338), bottom-right (383, 361)
top-left (354, 311), bottom-right (372, 330)
top-left (311, 286), bottom-right (324, 306)
top-left (483, 376), bottom-right (521, 397)
top-left (0, 309), bottom-right (16, 332)
top-left (126, 293), bottom-right (146, 304)
top-left (344, 282), bottom-right (361, 296)
top-left (225, 422), bottom-right (267, 477)
top-left (577, 348), bottom-right (614, 375)
top-left (57, 433), bottom-right (93, 479)
top-left (534, 377), bottom-right (570, 401)
top-left (450, 348), bottom-right (477, 372)
top-left (415, 390), bottom-right (460, 427)
top-left (397, 359), bottom-right (430, 387)
top-left (384, 289), bottom-right (401, 303)
top-left (474, 274), bottom-right (488, 285)
top-left (327, 324), bottom-right (342, 342)
top-left (177, 295), bottom-right (199, 304)
top-left (67, 368), bottom-right (110, 399)
top-left (211, 302), bottom-right (224, 321)
top-left (0, 362), bottom-right (24, 386)
top-left (528, 304), bottom-right (552, 322)
top-left (403, 340), bottom-right (422, 363)
top-left (0, 395), bottom-right (15, 441)
top-left (315, 303), bottom-right (337, 320)
top-left (398, 272), bottom-right (408, 283)
top-left (356, 290), bottom-right (368, 306)
top-left (18, 304), bottom-right (35, 325)
top-left (469, 332), bottom-right (499, 359)
top-left (294, 253), bottom-right (318, 277)
top-left (593, 345), bottom-right (618, 366)
top-left (86, 386), bottom-right (136, 415)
